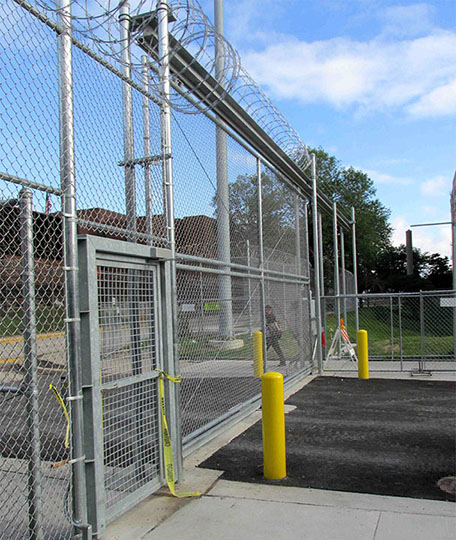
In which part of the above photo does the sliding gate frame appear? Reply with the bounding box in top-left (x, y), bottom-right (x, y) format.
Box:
top-left (78, 235), bottom-right (178, 537)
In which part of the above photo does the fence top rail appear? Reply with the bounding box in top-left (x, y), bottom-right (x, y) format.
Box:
top-left (322, 290), bottom-right (456, 299)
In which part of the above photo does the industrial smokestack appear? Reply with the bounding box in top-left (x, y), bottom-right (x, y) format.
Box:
top-left (406, 229), bottom-right (413, 276)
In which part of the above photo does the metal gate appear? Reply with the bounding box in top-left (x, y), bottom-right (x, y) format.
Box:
top-left (78, 236), bottom-right (178, 536)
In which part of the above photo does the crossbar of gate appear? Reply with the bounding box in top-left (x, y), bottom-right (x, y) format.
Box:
top-left (321, 291), bottom-right (456, 373)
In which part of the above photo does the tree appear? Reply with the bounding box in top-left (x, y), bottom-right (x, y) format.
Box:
top-left (422, 253), bottom-right (452, 289)
top-left (223, 147), bottom-right (393, 288)
top-left (376, 245), bottom-right (452, 292)
top-left (223, 147), bottom-right (450, 295)
top-left (215, 171), bottom-right (298, 261)
top-left (310, 147), bottom-right (392, 292)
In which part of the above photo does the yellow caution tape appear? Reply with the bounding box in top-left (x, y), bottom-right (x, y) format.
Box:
top-left (155, 369), bottom-right (200, 499)
top-left (49, 384), bottom-right (70, 449)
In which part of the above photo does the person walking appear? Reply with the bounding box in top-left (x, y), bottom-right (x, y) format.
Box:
top-left (265, 305), bottom-right (285, 366)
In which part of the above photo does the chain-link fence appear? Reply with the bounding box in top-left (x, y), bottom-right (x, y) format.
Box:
top-left (1, 0), bottom-right (315, 537)
top-left (0, 190), bottom-right (71, 540)
top-left (322, 291), bottom-right (456, 373)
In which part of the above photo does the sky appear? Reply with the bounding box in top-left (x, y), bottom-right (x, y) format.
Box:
top-left (200, 0), bottom-right (455, 261)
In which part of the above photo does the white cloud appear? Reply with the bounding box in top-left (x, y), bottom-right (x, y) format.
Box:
top-left (241, 29), bottom-right (456, 118)
top-left (357, 167), bottom-right (413, 186)
top-left (392, 215), bottom-right (452, 259)
top-left (392, 216), bottom-right (408, 246)
top-left (412, 225), bottom-right (452, 259)
top-left (219, 0), bottom-right (291, 48)
top-left (420, 175), bottom-right (450, 197)
top-left (407, 78), bottom-right (456, 117)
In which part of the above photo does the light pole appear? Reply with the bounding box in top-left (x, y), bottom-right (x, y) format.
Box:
top-left (410, 208), bottom-right (454, 358)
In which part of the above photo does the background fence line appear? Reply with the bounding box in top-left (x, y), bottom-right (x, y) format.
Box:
top-left (322, 291), bottom-right (456, 373)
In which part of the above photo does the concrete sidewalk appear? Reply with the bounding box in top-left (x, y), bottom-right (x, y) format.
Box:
top-left (105, 463), bottom-right (455, 540)
top-left (105, 373), bottom-right (456, 540)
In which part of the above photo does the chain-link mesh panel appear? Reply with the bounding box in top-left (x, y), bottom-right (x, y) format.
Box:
top-left (422, 294), bottom-right (454, 362)
top-left (263, 278), bottom-right (312, 376)
top-left (262, 166), bottom-right (298, 272)
top-left (1, 1), bottom-right (73, 536)
top-left (171, 111), bottom-right (312, 443)
top-left (396, 295), bottom-right (420, 361)
top-left (72, 44), bottom-right (168, 247)
top-left (0, 2), bottom-right (60, 191)
top-left (0, 185), bottom-right (70, 539)
top-left (178, 267), bottom-right (263, 438)
top-left (323, 292), bottom-right (456, 372)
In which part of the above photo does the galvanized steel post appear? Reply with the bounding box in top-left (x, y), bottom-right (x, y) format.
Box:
top-left (121, 1), bottom-right (145, 483)
top-left (452, 174), bottom-right (456, 358)
top-left (199, 264), bottom-right (205, 333)
top-left (257, 158), bottom-right (268, 372)
top-left (214, 0), bottom-right (233, 339)
top-left (20, 188), bottom-right (43, 540)
top-left (351, 207), bottom-right (359, 333)
top-left (340, 227), bottom-right (347, 325)
top-left (56, 0), bottom-right (90, 536)
top-left (398, 296), bottom-right (404, 371)
top-left (317, 212), bottom-right (326, 359)
top-left (120, 1), bottom-right (137, 239)
top-left (294, 193), bottom-right (304, 352)
top-left (157, 0), bottom-right (183, 478)
top-left (390, 296), bottom-right (394, 360)
top-left (142, 55), bottom-right (153, 244)
top-left (310, 154), bottom-right (323, 373)
top-left (318, 212), bottom-right (325, 297)
top-left (333, 202), bottom-right (341, 328)
top-left (303, 202), bottom-right (311, 281)
top-left (246, 240), bottom-right (253, 336)
top-left (419, 291), bottom-right (425, 372)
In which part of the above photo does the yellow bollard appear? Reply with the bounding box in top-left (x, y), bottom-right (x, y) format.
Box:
top-left (253, 331), bottom-right (263, 378)
top-left (357, 329), bottom-right (369, 379)
top-left (261, 372), bottom-right (286, 480)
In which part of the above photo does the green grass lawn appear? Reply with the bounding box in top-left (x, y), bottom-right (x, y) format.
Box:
top-left (0, 305), bottom-right (65, 337)
top-left (2, 302), bottom-right (450, 361)
top-left (179, 329), bottom-right (301, 361)
top-left (324, 307), bottom-right (453, 358)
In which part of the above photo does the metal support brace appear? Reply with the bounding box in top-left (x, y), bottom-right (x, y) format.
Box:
top-left (118, 154), bottom-right (170, 167)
